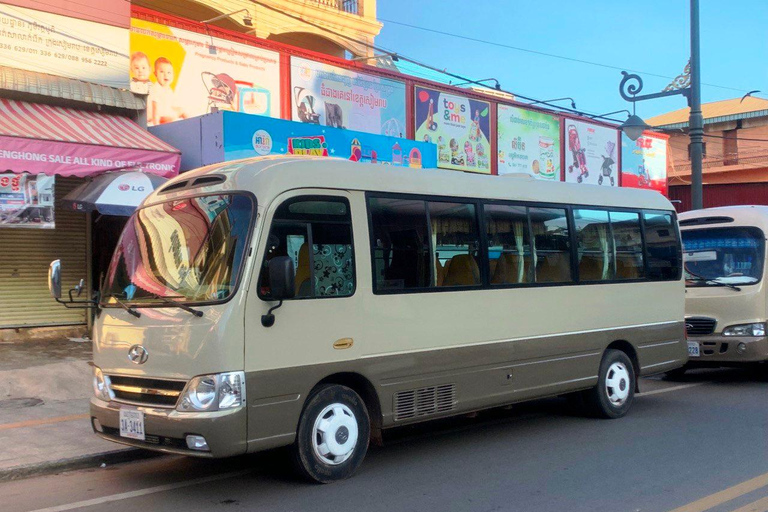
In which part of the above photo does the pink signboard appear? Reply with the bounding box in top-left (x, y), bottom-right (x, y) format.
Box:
top-left (0, 136), bottom-right (180, 178)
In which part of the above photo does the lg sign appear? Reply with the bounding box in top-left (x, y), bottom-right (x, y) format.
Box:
top-left (118, 184), bottom-right (145, 192)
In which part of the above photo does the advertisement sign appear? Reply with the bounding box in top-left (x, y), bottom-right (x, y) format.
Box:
top-left (130, 19), bottom-right (280, 127)
top-left (222, 112), bottom-right (436, 169)
top-left (291, 57), bottom-right (407, 137)
top-left (414, 87), bottom-right (491, 174)
top-left (564, 120), bottom-right (619, 187)
top-left (621, 132), bottom-right (668, 195)
top-left (497, 105), bottom-right (561, 180)
top-left (0, 5), bottom-right (129, 88)
top-left (0, 173), bottom-right (54, 228)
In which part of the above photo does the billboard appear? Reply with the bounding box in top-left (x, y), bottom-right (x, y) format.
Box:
top-left (0, 173), bottom-right (54, 228)
top-left (564, 120), bottom-right (619, 187)
top-left (414, 87), bottom-right (491, 174)
top-left (0, 5), bottom-right (129, 88)
top-left (621, 132), bottom-right (668, 195)
top-left (290, 57), bottom-right (407, 137)
top-left (222, 112), bottom-right (436, 169)
top-left (130, 19), bottom-right (280, 127)
top-left (497, 105), bottom-right (561, 180)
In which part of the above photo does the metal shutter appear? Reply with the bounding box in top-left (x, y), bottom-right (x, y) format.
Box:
top-left (0, 177), bottom-right (88, 328)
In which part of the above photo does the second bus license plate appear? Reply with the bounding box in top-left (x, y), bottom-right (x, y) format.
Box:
top-left (687, 341), bottom-right (701, 358)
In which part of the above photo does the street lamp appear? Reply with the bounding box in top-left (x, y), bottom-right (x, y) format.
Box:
top-left (617, 0), bottom-right (703, 209)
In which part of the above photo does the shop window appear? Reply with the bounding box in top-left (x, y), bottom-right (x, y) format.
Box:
top-left (610, 211), bottom-right (644, 280)
top-left (259, 197), bottom-right (354, 299)
top-left (429, 201), bottom-right (480, 287)
top-left (574, 209), bottom-right (614, 281)
top-left (530, 207), bottom-right (572, 283)
top-left (485, 204), bottom-right (532, 285)
top-left (368, 197), bottom-right (431, 291)
top-left (643, 212), bottom-right (681, 281)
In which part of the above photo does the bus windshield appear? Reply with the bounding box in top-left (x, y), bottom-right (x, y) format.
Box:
top-left (102, 194), bottom-right (254, 306)
top-left (682, 226), bottom-right (765, 286)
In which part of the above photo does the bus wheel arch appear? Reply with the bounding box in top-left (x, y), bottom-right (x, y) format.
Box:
top-left (313, 372), bottom-right (383, 445)
top-left (606, 340), bottom-right (640, 393)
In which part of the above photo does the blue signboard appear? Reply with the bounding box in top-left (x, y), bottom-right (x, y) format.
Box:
top-left (222, 112), bottom-right (436, 169)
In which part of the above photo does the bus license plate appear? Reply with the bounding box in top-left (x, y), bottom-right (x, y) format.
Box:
top-left (687, 341), bottom-right (700, 358)
top-left (119, 409), bottom-right (145, 441)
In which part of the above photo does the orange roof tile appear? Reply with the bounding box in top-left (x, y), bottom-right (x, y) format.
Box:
top-left (646, 96), bottom-right (768, 127)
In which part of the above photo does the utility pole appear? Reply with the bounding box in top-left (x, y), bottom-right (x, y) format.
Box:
top-left (688, 0), bottom-right (704, 210)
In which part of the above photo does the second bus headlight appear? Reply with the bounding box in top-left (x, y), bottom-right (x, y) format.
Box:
top-left (722, 323), bottom-right (766, 337)
top-left (177, 371), bottom-right (246, 412)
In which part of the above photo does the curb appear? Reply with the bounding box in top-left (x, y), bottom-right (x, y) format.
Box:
top-left (0, 448), bottom-right (164, 482)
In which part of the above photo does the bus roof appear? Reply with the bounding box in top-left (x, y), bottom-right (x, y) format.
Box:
top-left (679, 205), bottom-right (768, 231)
top-left (145, 156), bottom-right (675, 211)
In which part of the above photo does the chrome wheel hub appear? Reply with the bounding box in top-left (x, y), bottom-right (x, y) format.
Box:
top-left (605, 362), bottom-right (631, 406)
top-left (311, 403), bottom-right (358, 465)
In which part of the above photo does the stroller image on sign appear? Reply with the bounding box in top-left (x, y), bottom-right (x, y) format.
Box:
top-left (294, 86), bottom-right (321, 124)
top-left (636, 160), bottom-right (650, 187)
top-left (201, 72), bottom-right (238, 113)
top-left (598, 140), bottom-right (616, 186)
top-left (567, 124), bottom-right (589, 182)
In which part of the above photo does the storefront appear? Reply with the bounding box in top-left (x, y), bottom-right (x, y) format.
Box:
top-left (0, 99), bottom-right (180, 332)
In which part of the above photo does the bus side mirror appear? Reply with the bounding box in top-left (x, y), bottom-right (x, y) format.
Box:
top-left (48, 259), bottom-right (61, 299)
top-left (262, 256), bottom-right (295, 328)
top-left (268, 256), bottom-right (296, 300)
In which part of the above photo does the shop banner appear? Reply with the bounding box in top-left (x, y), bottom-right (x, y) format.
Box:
top-left (0, 173), bottom-right (54, 228)
top-left (497, 105), bottom-right (561, 180)
top-left (414, 87), bottom-right (491, 174)
top-left (222, 112), bottom-right (436, 169)
top-left (130, 19), bottom-right (280, 127)
top-left (621, 132), bottom-right (668, 195)
top-left (0, 135), bottom-right (179, 177)
top-left (0, 5), bottom-right (129, 88)
top-left (291, 57), bottom-right (406, 137)
top-left (564, 120), bottom-right (619, 187)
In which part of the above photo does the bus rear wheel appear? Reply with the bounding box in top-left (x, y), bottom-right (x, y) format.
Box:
top-left (583, 349), bottom-right (635, 419)
top-left (292, 384), bottom-right (370, 483)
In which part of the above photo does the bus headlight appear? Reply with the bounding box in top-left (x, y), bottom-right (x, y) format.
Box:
top-left (92, 367), bottom-right (112, 401)
top-left (722, 323), bottom-right (766, 337)
top-left (178, 371), bottom-right (246, 412)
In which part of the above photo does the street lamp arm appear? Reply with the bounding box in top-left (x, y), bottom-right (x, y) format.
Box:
top-left (619, 71), bottom-right (690, 103)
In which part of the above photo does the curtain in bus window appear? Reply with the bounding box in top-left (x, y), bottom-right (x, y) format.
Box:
top-left (429, 201), bottom-right (480, 287)
top-left (485, 204), bottom-right (531, 284)
top-left (368, 197), bottom-right (431, 291)
top-left (574, 209), bottom-right (614, 281)
top-left (530, 207), bottom-right (572, 283)
top-left (610, 211), bottom-right (644, 279)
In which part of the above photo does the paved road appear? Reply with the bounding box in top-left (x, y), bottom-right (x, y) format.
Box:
top-left (3, 368), bottom-right (768, 512)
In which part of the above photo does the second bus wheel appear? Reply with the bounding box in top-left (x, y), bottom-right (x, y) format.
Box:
top-left (583, 349), bottom-right (636, 419)
top-left (293, 384), bottom-right (370, 483)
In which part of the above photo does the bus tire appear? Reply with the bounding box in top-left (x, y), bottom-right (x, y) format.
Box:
top-left (583, 349), bottom-right (635, 419)
top-left (292, 384), bottom-right (370, 484)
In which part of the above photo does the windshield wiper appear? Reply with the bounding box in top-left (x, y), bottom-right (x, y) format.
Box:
top-left (685, 272), bottom-right (741, 292)
top-left (133, 293), bottom-right (204, 317)
top-left (105, 294), bottom-right (141, 318)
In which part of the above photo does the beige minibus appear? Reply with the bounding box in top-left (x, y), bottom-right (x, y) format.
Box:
top-left (48, 156), bottom-right (686, 482)
top-left (678, 206), bottom-right (768, 373)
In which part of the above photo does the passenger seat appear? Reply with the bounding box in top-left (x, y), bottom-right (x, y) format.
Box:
top-left (294, 244), bottom-right (312, 297)
top-left (442, 254), bottom-right (480, 286)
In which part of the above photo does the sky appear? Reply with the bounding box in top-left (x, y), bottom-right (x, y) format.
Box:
top-left (375, 0), bottom-right (768, 122)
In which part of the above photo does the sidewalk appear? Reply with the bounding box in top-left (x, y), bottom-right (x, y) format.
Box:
top-left (0, 338), bottom-right (148, 481)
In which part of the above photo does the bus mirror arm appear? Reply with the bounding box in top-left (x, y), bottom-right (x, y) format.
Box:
top-left (261, 300), bottom-right (283, 328)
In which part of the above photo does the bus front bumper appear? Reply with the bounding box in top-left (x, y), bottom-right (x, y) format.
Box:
top-left (687, 335), bottom-right (768, 365)
top-left (90, 397), bottom-right (248, 458)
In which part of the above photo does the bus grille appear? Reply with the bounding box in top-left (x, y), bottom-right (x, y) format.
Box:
top-left (107, 376), bottom-right (186, 408)
top-left (685, 317), bottom-right (717, 336)
top-left (394, 384), bottom-right (456, 421)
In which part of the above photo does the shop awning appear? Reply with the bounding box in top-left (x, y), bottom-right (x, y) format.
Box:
top-left (0, 99), bottom-right (180, 178)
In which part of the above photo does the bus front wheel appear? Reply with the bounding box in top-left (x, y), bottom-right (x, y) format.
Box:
top-left (583, 349), bottom-right (636, 419)
top-left (292, 384), bottom-right (370, 483)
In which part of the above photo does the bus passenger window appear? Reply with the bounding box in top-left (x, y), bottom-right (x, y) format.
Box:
top-left (259, 197), bottom-right (354, 299)
top-left (429, 202), bottom-right (480, 287)
top-left (530, 207), bottom-right (572, 283)
top-left (574, 209), bottom-right (614, 281)
top-left (485, 204), bottom-right (532, 285)
top-left (610, 211), bottom-right (644, 280)
top-left (643, 212), bottom-right (681, 281)
top-left (368, 197), bottom-right (431, 291)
